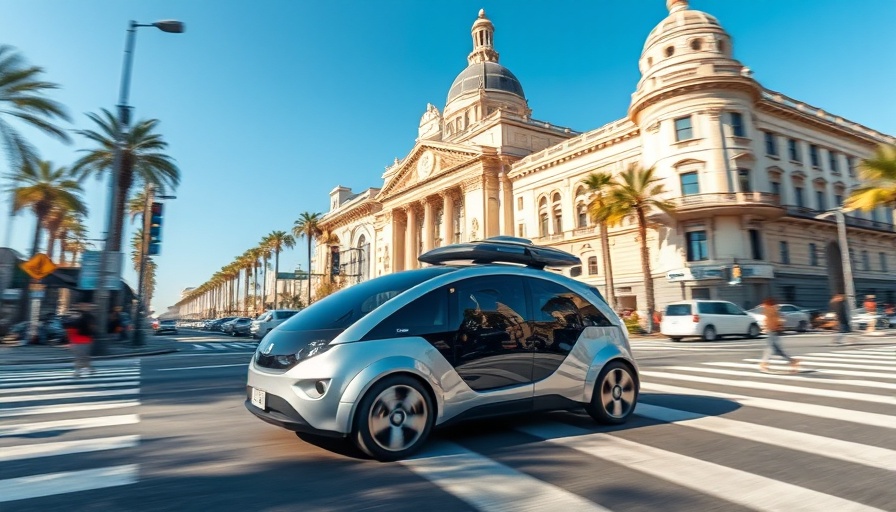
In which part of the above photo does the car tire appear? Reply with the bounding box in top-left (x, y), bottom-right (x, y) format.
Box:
top-left (747, 323), bottom-right (760, 339)
top-left (353, 375), bottom-right (434, 462)
top-left (797, 320), bottom-right (808, 333)
top-left (585, 360), bottom-right (638, 425)
top-left (702, 325), bottom-right (717, 342)
top-left (670, 337), bottom-right (682, 342)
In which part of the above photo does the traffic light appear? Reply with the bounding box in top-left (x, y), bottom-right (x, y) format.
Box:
top-left (148, 202), bottom-right (163, 255)
top-left (330, 246), bottom-right (341, 276)
top-left (731, 263), bottom-right (742, 285)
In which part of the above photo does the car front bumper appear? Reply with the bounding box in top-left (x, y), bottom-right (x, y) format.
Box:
top-left (243, 387), bottom-right (344, 437)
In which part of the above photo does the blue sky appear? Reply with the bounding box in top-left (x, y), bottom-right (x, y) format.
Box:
top-left (1, 0), bottom-right (894, 314)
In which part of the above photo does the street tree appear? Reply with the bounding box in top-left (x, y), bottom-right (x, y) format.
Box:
top-left (292, 211), bottom-right (322, 306)
top-left (0, 45), bottom-right (70, 172)
top-left (71, 109), bottom-right (180, 252)
top-left (845, 143), bottom-right (896, 212)
top-left (590, 165), bottom-right (674, 333)
top-left (584, 171), bottom-right (617, 311)
top-left (266, 230), bottom-right (295, 310)
top-left (6, 160), bottom-right (86, 256)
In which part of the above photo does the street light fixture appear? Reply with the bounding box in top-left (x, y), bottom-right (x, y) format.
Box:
top-left (816, 208), bottom-right (855, 324)
top-left (94, 19), bottom-right (184, 355)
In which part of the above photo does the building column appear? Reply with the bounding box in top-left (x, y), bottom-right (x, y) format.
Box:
top-left (423, 199), bottom-right (434, 253)
top-left (705, 108), bottom-right (733, 193)
top-left (442, 191), bottom-right (456, 245)
top-left (405, 206), bottom-right (417, 270)
top-left (391, 209), bottom-right (403, 272)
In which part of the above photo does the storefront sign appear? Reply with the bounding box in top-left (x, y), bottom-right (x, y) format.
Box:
top-left (666, 264), bottom-right (775, 282)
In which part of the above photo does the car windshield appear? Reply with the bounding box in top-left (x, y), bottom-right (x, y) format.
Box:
top-left (665, 304), bottom-right (692, 316)
top-left (747, 306), bottom-right (763, 314)
top-left (278, 267), bottom-right (458, 332)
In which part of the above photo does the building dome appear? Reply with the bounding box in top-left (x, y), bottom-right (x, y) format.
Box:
top-left (642, 1), bottom-right (726, 55)
top-left (446, 62), bottom-right (525, 104)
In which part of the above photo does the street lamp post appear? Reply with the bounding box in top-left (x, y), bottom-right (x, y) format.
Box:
top-left (94, 19), bottom-right (184, 355)
top-left (817, 208), bottom-right (855, 325)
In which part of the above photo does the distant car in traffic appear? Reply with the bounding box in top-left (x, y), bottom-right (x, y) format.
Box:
top-left (230, 317), bottom-right (253, 337)
top-left (153, 319), bottom-right (178, 335)
top-left (250, 309), bottom-right (299, 339)
top-left (746, 303), bottom-right (811, 333)
top-left (660, 300), bottom-right (760, 342)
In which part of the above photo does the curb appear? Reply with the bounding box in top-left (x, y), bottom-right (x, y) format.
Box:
top-left (0, 347), bottom-right (180, 366)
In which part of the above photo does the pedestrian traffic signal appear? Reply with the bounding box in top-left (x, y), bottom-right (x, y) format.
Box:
top-left (330, 246), bottom-right (341, 276)
top-left (148, 202), bottom-right (163, 255)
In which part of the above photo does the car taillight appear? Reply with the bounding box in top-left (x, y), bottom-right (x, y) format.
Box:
top-left (692, 314), bottom-right (700, 323)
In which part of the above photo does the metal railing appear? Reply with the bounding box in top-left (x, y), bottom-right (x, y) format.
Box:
top-left (672, 192), bottom-right (781, 208)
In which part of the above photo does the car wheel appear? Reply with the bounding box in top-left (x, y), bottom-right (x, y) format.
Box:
top-left (670, 337), bottom-right (682, 342)
top-left (353, 375), bottom-right (434, 462)
top-left (747, 323), bottom-right (760, 339)
top-left (585, 361), bottom-right (638, 425)
top-left (797, 320), bottom-right (808, 333)
top-left (702, 325), bottom-right (717, 342)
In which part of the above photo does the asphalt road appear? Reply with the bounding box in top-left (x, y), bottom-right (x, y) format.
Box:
top-left (1, 331), bottom-right (894, 511)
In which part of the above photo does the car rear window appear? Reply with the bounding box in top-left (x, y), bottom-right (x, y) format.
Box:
top-left (275, 311), bottom-right (297, 320)
top-left (665, 304), bottom-right (692, 316)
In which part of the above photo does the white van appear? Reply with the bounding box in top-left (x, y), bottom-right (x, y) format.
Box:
top-left (660, 300), bottom-right (760, 342)
top-left (250, 310), bottom-right (299, 340)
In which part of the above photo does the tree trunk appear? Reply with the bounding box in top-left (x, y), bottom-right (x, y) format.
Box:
top-left (599, 218), bottom-right (616, 311)
top-left (637, 208), bottom-right (656, 333)
top-left (243, 268), bottom-right (250, 316)
top-left (46, 231), bottom-right (57, 260)
top-left (109, 172), bottom-right (134, 252)
top-left (273, 250), bottom-right (280, 310)
top-left (30, 212), bottom-right (43, 257)
top-left (261, 256), bottom-right (268, 311)
top-left (306, 238), bottom-right (312, 306)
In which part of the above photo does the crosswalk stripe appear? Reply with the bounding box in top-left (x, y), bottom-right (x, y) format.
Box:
top-left (796, 355), bottom-right (896, 365)
top-left (705, 362), bottom-right (896, 380)
top-left (0, 400), bottom-right (140, 419)
top-left (641, 382), bottom-right (895, 429)
top-left (0, 371), bottom-right (140, 384)
top-left (0, 464), bottom-right (139, 503)
top-left (0, 381), bottom-right (139, 395)
top-left (641, 370), bottom-right (896, 405)
top-left (634, 403), bottom-right (896, 471)
top-left (742, 358), bottom-right (895, 371)
top-left (804, 352), bottom-right (895, 361)
top-left (192, 344), bottom-right (210, 350)
top-left (658, 366), bottom-right (896, 391)
top-left (0, 387), bottom-right (139, 404)
top-left (518, 423), bottom-right (884, 512)
top-left (401, 441), bottom-right (611, 512)
top-left (0, 414), bottom-right (140, 437)
top-left (0, 376), bottom-right (138, 389)
top-left (0, 368), bottom-right (139, 379)
top-left (0, 434), bottom-right (140, 463)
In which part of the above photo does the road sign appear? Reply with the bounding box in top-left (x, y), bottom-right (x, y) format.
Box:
top-left (78, 251), bottom-right (123, 290)
top-left (20, 253), bottom-right (56, 280)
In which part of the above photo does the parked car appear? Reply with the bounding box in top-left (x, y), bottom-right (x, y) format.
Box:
top-left (250, 309), bottom-right (299, 339)
top-left (246, 236), bottom-right (639, 461)
top-left (661, 300), bottom-right (760, 342)
top-left (746, 303), bottom-right (811, 333)
top-left (208, 317), bottom-right (237, 331)
top-left (230, 317), bottom-right (253, 337)
top-left (153, 319), bottom-right (178, 335)
top-left (3, 315), bottom-right (68, 345)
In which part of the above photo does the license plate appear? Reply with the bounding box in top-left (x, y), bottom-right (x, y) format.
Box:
top-left (251, 387), bottom-right (266, 409)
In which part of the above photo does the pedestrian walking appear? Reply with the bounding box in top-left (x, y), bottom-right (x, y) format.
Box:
top-left (758, 297), bottom-right (800, 373)
top-left (66, 302), bottom-right (96, 377)
top-left (829, 293), bottom-right (851, 345)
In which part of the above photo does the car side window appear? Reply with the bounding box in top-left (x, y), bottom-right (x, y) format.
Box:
top-left (780, 305), bottom-right (796, 312)
top-left (452, 276), bottom-right (528, 355)
top-left (364, 287), bottom-right (449, 340)
top-left (697, 302), bottom-right (714, 314)
top-left (724, 303), bottom-right (745, 315)
top-left (526, 278), bottom-right (611, 354)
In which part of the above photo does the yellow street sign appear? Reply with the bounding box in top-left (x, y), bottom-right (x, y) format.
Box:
top-left (20, 253), bottom-right (57, 280)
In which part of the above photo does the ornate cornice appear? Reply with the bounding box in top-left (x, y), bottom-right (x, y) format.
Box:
top-left (756, 99), bottom-right (894, 147)
top-left (508, 127), bottom-right (640, 181)
top-left (629, 79), bottom-right (761, 124)
top-left (318, 200), bottom-right (382, 231)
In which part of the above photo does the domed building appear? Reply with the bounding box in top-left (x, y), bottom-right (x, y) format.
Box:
top-left (313, 1), bottom-right (895, 312)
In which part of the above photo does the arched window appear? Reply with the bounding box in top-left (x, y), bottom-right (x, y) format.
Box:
top-left (538, 197), bottom-right (549, 237)
top-left (356, 234), bottom-right (369, 282)
top-left (551, 192), bottom-right (562, 235)
top-left (577, 203), bottom-right (588, 228)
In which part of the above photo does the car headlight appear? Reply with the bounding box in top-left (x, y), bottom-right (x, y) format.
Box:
top-left (296, 340), bottom-right (332, 361)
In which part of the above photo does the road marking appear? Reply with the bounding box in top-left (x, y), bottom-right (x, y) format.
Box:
top-left (191, 344), bottom-right (210, 350)
top-left (0, 371), bottom-right (140, 384)
top-left (658, 366), bottom-right (896, 391)
top-left (0, 387), bottom-right (139, 404)
top-left (705, 362), bottom-right (896, 380)
top-left (795, 355), bottom-right (896, 365)
top-left (0, 435), bottom-right (140, 462)
top-left (641, 371), bottom-right (896, 405)
top-left (0, 381), bottom-right (139, 395)
top-left (0, 464), bottom-right (139, 503)
top-left (0, 400), bottom-right (139, 419)
top-left (641, 382), bottom-right (895, 429)
top-left (157, 363), bottom-right (248, 371)
top-left (635, 403), bottom-right (896, 471)
top-left (518, 423), bottom-right (884, 512)
top-left (0, 376), bottom-right (138, 389)
top-left (401, 441), bottom-right (611, 512)
top-left (741, 358), bottom-right (895, 371)
top-left (0, 414), bottom-right (140, 436)
top-left (810, 352), bottom-right (896, 360)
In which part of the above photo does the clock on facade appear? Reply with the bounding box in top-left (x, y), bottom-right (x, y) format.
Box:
top-left (417, 150), bottom-right (435, 180)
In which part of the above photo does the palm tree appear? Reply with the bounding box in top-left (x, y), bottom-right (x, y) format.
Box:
top-left (6, 160), bottom-right (86, 256)
top-left (58, 214), bottom-right (88, 265)
top-left (292, 212), bottom-right (322, 306)
top-left (0, 45), bottom-right (71, 171)
top-left (44, 207), bottom-right (80, 263)
top-left (127, 188), bottom-right (149, 224)
top-left (266, 230), bottom-right (296, 310)
top-left (248, 247), bottom-right (264, 315)
top-left (584, 171), bottom-right (617, 311)
top-left (258, 234), bottom-right (273, 310)
top-left (591, 165), bottom-right (674, 333)
top-left (844, 143), bottom-right (896, 212)
top-left (71, 108), bottom-right (180, 252)
top-left (130, 228), bottom-right (157, 307)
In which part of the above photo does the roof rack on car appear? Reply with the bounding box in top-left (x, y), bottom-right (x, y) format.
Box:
top-left (418, 236), bottom-right (580, 269)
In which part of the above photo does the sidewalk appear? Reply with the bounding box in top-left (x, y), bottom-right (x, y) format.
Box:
top-left (0, 336), bottom-right (180, 365)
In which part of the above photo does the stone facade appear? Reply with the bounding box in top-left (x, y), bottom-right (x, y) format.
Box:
top-left (316, 1), bottom-right (896, 312)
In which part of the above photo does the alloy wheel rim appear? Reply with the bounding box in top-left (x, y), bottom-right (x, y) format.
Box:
top-left (368, 385), bottom-right (428, 452)
top-left (600, 368), bottom-right (635, 418)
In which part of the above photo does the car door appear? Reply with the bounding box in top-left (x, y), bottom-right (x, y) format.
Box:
top-left (723, 302), bottom-right (752, 334)
top-left (779, 305), bottom-right (798, 329)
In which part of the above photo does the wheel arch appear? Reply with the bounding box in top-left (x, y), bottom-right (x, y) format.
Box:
top-left (583, 345), bottom-right (639, 404)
